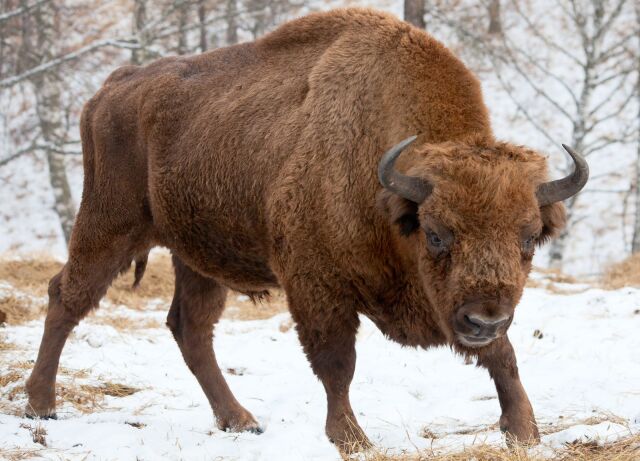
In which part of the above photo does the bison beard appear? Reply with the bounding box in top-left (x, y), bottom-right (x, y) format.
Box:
top-left (25, 8), bottom-right (587, 454)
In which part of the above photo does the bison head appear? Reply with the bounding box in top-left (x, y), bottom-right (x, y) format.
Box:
top-left (377, 136), bottom-right (588, 349)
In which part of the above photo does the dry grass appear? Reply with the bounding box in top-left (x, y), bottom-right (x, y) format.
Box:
top-left (108, 253), bottom-right (175, 308)
top-left (1, 359), bottom-right (140, 416)
top-left (602, 253), bottom-right (640, 290)
top-left (0, 370), bottom-right (22, 388)
top-left (0, 258), bottom-right (61, 298)
top-left (537, 414), bottom-right (627, 437)
top-left (0, 334), bottom-right (17, 351)
top-left (0, 254), bottom-right (175, 309)
top-left (7, 380), bottom-right (141, 414)
top-left (0, 254), bottom-right (288, 326)
top-left (0, 447), bottom-right (54, 461)
top-left (362, 433), bottom-right (640, 461)
top-left (0, 292), bottom-right (47, 325)
top-left (223, 290), bottom-right (288, 321)
top-left (86, 313), bottom-right (163, 330)
top-left (19, 422), bottom-right (47, 446)
top-left (357, 413), bottom-right (639, 461)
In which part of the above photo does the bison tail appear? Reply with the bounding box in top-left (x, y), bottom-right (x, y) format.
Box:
top-left (132, 252), bottom-right (149, 289)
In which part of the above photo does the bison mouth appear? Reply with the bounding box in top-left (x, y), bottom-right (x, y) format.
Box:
top-left (456, 334), bottom-right (498, 348)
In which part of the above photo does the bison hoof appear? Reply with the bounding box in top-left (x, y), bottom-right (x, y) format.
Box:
top-left (25, 404), bottom-right (57, 420)
top-left (500, 414), bottom-right (540, 447)
top-left (217, 408), bottom-right (263, 434)
top-left (326, 421), bottom-right (372, 454)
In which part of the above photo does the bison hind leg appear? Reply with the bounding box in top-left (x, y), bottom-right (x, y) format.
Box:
top-left (26, 222), bottom-right (150, 419)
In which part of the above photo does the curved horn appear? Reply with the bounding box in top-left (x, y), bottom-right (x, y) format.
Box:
top-left (378, 136), bottom-right (432, 203)
top-left (536, 144), bottom-right (589, 207)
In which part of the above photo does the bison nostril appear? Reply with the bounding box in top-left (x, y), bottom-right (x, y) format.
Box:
top-left (463, 314), bottom-right (482, 333)
top-left (467, 313), bottom-right (510, 329)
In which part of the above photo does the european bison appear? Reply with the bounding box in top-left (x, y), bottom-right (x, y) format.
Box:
top-left (26, 8), bottom-right (588, 452)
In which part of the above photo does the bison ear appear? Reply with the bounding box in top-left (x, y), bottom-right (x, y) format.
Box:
top-left (377, 189), bottom-right (420, 236)
top-left (538, 202), bottom-right (566, 245)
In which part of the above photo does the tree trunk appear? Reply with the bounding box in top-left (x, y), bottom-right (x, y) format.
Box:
top-left (176, 0), bottom-right (189, 55)
top-left (198, 0), bottom-right (207, 52)
top-left (0, 0), bottom-right (6, 79)
top-left (32, 0), bottom-right (75, 244)
top-left (487, 0), bottom-right (501, 35)
top-left (404, 0), bottom-right (425, 29)
top-left (632, 134), bottom-right (640, 253)
top-left (131, 0), bottom-right (149, 64)
top-left (546, 5), bottom-right (602, 270)
top-left (225, 0), bottom-right (238, 45)
top-left (631, 3), bottom-right (640, 253)
top-left (548, 195), bottom-right (577, 269)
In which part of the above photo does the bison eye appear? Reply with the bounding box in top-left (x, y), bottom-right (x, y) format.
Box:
top-left (522, 235), bottom-right (537, 254)
top-left (428, 231), bottom-right (443, 247)
top-left (426, 229), bottom-right (449, 257)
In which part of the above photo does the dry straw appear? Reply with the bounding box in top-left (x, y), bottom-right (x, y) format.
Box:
top-left (602, 253), bottom-right (640, 289)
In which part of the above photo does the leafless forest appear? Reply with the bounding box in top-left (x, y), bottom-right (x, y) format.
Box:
top-left (1, 0), bottom-right (639, 274)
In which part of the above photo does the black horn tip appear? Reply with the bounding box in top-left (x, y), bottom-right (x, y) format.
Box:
top-left (561, 144), bottom-right (589, 180)
top-left (536, 144), bottom-right (589, 206)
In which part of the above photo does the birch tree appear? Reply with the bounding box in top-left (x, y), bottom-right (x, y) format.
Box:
top-left (404, 0), bottom-right (425, 29)
top-left (29, 0), bottom-right (75, 243)
top-left (631, 2), bottom-right (640, 253)
top-left (225, 0), bottom-right (237, 44)
top-left (487, 0), bottom-right (501, 34)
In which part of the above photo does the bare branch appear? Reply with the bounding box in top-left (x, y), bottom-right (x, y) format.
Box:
top-left (508, 0), bottom-right (584, 67)
top-left (505, 39), bottom-right (580, 109)
top-left (0, 38), bottom-right (139, 89)
top-left (0, 141), bottom-right (81, 168)
top-left (490, 63), bottom-right (559, 146)
top-left (0, 142), bottom-right (37, 167)
top-left (0, 0), bottom-right (49, 24)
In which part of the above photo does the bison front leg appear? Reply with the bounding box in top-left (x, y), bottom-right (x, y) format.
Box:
top-left (167, 256), bottom-right (261, 433)
top-left (287, 289), bottom-right (371, 453)
top-left (476, 336), bottom-right (540, 446)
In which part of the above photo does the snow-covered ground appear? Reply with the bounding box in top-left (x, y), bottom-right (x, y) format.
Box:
top-left (1, 270), bottom-right (638, 460)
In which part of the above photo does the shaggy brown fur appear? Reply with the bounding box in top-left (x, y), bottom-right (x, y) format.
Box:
top-left (26, 8), bottom-right (573, 452)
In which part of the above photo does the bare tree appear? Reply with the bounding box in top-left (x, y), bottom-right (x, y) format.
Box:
top-left (541, 0), bottom-right (636, 268)
top-left (631, 2), bottom-right (640, 253)
top-left (487, 0), bottom-right (501, 34)
top-left (29, 0), bottom-right (75, 243)
top-left (131, 0), bottom-right (150, 64)
top-left (404, 0), bottom-right (425, 29)
top-left (176, 0), bottom-right (189, 54)
top-left (197, 0), bottom-right (207, 51)
top-left (225, 0), bottom-right (237, 45)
